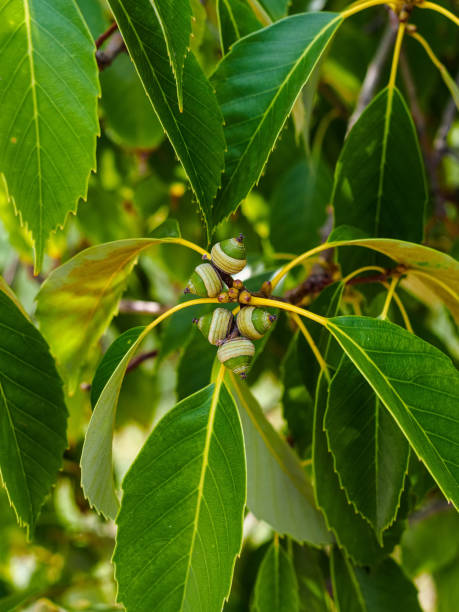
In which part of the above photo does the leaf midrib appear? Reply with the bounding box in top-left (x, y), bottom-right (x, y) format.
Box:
top-left (218, 14), bottom-right (341, 206)
top-left (23, 0), bottom-right (43, 259)
top-left (327, 320), bottom-right (459, 504)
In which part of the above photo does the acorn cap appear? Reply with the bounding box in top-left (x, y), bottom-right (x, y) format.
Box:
top-left (217, 337), bottom-right (255, 378)
top-left (211, 236), bottom-right (246, 275)
top-left (186, 263), bottom-right (222, 297)
top-left (237, 307), bottom-right (276, 340)
top-left (195, 308), bottom-right (233, 346)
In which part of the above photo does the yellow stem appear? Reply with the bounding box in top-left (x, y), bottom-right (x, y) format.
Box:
top-left (418, 1), bottom-right (459, 28)
top-left (174, 238), bottom-right (209, 258)
top-left (271, 252), bottom-right (296, 260)
top-left (382, 282), bottom-right (413, 332)
top-left (341, 265), bottom-right (386, 285)
top-left (291, 313), bottom-right (330, 382)
top-left (388, 22), bottom-right (406, 90)
top-left (352, 300), bottom-right (362, 316)
top-left (409, 31), bottom-right (441, 69)
top-left (143, 297), bottom-right (220, 336)
top-left (341, 0), bottom-right (393, 20)
top-left (380, 275), bottom-right (398, 319)
top-left (250, 296), bottom-right (328, 326)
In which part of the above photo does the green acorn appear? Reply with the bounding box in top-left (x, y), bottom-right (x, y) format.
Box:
top-left (211, 234), bottom-right (246, 275)
top-left (185, 263), bottom-right (222, 297)
top-left (193, 308), bottom-right (233, 346)
top-left (236, 307), bottom-right (276, 340)
top-left (217, 337), bottom-right (255, 378)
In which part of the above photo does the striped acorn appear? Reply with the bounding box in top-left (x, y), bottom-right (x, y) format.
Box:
top-left (185, 263), bottom-right (222, 297)
top-left (236, 307), bottom-right (276, 340)
top-left (211, 234), bottom-right (246, 275)
top-left (217, 337), bottom-right (255, 378)
top-left (194, 308), bottom-right (233, 346)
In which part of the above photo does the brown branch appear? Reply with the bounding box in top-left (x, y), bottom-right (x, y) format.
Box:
top-left (126, 350), bottom-right (158, 373)
top-left (96, 31), bottom-right (126, 71)
top-left (118, 299), bottom-right (168, 316)
top-left (95, 22), bottom-right (118, 49)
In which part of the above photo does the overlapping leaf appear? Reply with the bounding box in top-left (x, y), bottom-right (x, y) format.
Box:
top-left (229, 374), bottom-right (331, 546)
top-left (114, 383), bottom-right (246, 612)
top-left (35, 229), bottom-right (201, 390)
top-left (325, 356), bottom-right (409, 536)
top-left (217, 0), bottom-right (262, 54)
top-left (252, 541), bottom-right (300, 612)
top-left (331, 548), bottom-right (422, 612)
top-left (107, 0), bottom-right (225, 234)
top-left (0, 0), bottom-right (99, 270)
top-left (326, 316), bottom-right (459, 510)
top-left (0, 285), bottom-right (67, 533)
top-left (211, 12), bottom-right (342, 225)
top-left (332, 87), bottom-right (427, 243)
top-left (150, 0), bottom-right (193, 109)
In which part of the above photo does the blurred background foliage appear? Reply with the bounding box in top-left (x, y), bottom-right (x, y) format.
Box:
top-left (0, 0), bottom-right (458, 610)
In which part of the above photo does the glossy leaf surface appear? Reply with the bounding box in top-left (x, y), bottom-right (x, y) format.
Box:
top-left (332, 87), bottom-right (427, 243)
top-left (230, 375), bottom-right (331, 546)
top-left (217, 0), bottom-right (261, 54)
top-left (0, 287), bottom-right (67, 533)
top-left (114, 383), bottom-right (246, 612)
top-left (107, 0), bottom-right (225, 235)
top-left (0, 0), bottom-right (99, 270)
top-left (326, 316), bottom-right (459, 511)
top-left (252, 540), bottom-right (300, 612)
top-left (212, 12), bottom-right (342, 224)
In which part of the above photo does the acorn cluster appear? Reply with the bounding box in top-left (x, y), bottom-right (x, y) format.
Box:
top-left (185, 235), bottom-right (276, 378)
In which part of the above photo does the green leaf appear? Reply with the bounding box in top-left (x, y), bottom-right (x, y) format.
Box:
top-left (229, 374), bottom-right (331, 546)
top-left (106, 0), bottom-right (225, 236)
top-left (257, 0), bottom-right (289, 20)
top-left (330, 547), bottom-right (366, 612)
top-left (326, 316), bottom-right (459, 511)
top-left (211, 12), bottom-right (342, 225)
top-left (251, 540), bottom-right (300, 612)
top-left (270, 159), bottom-right (332, 254)
top-left (35, 234), bottom-right (194, 390)
top-left (293, 544), bottom-right (332, 612)
top-left (0, 0), bottom-right (99, 271)
top-left (332, 87), bottom-right (427, 243)
top-left (0, 288), bottom-right (67, 533)
top-left (331, 548), bottom-right (422, 612)
top-left (325, 236), bottom-right (459, 323)
top-left (150, 0), bottom-right (193, 110)
top-left (401, 509), bottom-right (459, 577)
top-left (216, 0), bottom-right (262, 55)
top-left (81, 326), bottom-right (146, 519)
top-left (325, 355), bottom-right (409, 536)
top-left (100, 54), bottom-right (164, 149)
top-left (114, 383), bottom-right (246, 611)
top-left (354, 558), bottom-right (421, 612)
top-left (313, 374), bottom-right (404, 565)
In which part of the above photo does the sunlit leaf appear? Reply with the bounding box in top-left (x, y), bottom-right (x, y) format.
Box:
top-left (217, 0), bottom-right (262, 54)
top-left (35, 230), bottom-right (204, 390)
top-left (114, 383), bottom-right (246, 611)
top-left (0, 0), bottom-right (99, 270)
